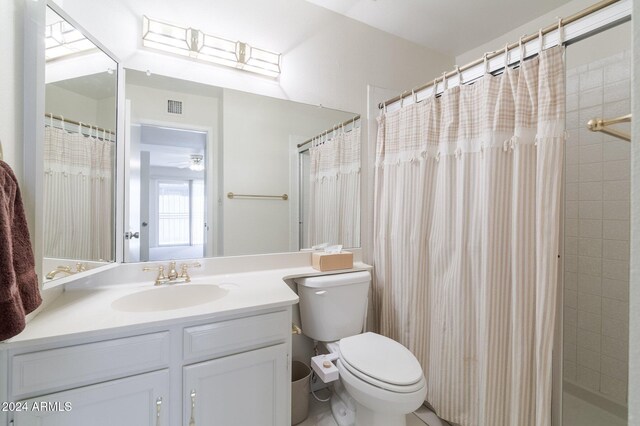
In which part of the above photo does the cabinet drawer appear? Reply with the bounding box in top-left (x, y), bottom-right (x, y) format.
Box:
top-left (183, 311), bottom-right (289, 362)
top-left (12, 332), bottom-right (170, 398)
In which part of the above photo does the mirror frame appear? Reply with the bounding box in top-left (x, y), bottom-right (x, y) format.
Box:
top-left (24, 0), bottom-right (125, 289)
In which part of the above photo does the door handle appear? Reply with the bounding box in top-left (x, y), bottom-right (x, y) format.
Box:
top-left (188, 389), bottom-right (196, 426)
top-left (124, 231), bottom-right (140, 239)
top-left (155, 397), bottom-right (162, 426)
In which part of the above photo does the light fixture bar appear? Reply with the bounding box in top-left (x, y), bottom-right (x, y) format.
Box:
top-left (142, 16), bottom-right (281, 77)
top-left (45, 20), bottom-right (97, 61)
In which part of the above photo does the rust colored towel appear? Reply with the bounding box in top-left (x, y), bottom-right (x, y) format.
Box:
top-left (0, 161), bottom-right (41, 341)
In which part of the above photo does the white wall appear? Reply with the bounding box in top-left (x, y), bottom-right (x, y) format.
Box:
top-left (45, 85), bottom-right (99, 127)
top-left (96, 96), bottom-right (116, 130)
top-left (126, 84), bottom-right (220, 128)
top-left (222, 89), bottom-right (353, 256)
top-left (0, 0), bottom-right (25, 181)
top-left (628, 2), bottom-right (639, 424)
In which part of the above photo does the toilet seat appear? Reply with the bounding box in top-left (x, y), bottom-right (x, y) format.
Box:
top-left (338, 332), bottom-right (425, 393)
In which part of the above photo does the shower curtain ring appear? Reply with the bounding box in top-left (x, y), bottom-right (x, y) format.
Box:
top-left (504, 42), bottom-right (510, 67)
top-left (538, 28), bottom-right (544, 50)
top-left (483, 52), bottom-right (489, 75)
top-left (455, 65), bottom-right (462, 85)
top-left (557, 16), bottom-right (564, 46)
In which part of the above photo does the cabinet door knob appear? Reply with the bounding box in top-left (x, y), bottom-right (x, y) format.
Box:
top-left (189, 390), bottom-right (197, 426)
top-left (155, 397), bottom-right (162, 426)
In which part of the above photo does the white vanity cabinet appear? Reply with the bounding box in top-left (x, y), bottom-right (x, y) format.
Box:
top-left (3, 307), bottom-right (293, 426)
top-left (13, 370), bottom-right (169, 426)
top-left (183, 344), bottom-right (288, 426)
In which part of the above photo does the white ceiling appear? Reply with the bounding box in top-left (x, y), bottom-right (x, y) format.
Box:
top-left (305, 0), bottom-right (574, 56)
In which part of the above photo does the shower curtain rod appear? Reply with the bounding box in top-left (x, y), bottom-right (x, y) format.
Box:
top-left (297, 115), bottom-right (361, 148)
top-left (379, 0), bottom-right (630, 111)
top-left (45, 113), bottom-right (115, 136)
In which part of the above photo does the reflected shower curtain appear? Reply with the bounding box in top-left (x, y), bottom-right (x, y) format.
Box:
top-left (308, 126), bottom-right (360, 247)
top-left (373, 47), bottom-right (565, 426)
top-left (44, 127), bottom-right (114, 261)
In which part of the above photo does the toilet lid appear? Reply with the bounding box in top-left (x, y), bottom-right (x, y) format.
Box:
top-left (339, 332), bottom-right (423, 386)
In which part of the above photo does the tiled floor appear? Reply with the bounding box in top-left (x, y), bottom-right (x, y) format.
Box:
top-left (298, 392), bottom-right (628, 426)
top-left (297, 395), bottom-right (443, 426)
top-left (563, 392), bottom-right (626, 426)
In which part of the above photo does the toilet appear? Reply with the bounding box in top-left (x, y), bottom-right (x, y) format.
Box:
top-left (296, 271), bottom-right (426, 426)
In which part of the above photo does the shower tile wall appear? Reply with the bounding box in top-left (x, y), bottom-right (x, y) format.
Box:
top-left (563, 50), bottom-right (630, 406)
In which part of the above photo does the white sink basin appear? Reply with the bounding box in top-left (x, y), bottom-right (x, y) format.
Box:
top-left (112, 284), bottom-right (229, 312)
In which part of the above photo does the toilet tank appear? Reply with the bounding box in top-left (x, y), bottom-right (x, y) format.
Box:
top-left (296, 271), bottom-right (370, 342)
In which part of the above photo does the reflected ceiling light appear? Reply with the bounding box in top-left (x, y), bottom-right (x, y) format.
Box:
top-left (142, 16), bottom-right (281, 78)
top-left (45, 20), bottom-right (97, 61)
top-left (189, 154), bottom-right (205, 171)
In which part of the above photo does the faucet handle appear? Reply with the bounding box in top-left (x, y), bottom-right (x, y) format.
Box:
top-left (179, 262), bottom-right (201, 282)
top-left (143, 265), bottom-right (166, 285)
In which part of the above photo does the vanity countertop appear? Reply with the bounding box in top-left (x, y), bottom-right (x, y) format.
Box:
top-left (5, 263), bottom-right (371, 346)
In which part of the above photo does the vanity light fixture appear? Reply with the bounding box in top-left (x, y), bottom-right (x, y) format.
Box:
top-left (142, 16), bottom-right (281, 78)
top-left (45, 20), bottom-right (97, 61)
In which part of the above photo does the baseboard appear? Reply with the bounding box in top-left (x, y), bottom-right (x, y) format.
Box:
top-left (563, 379), bottom-right (627, 419)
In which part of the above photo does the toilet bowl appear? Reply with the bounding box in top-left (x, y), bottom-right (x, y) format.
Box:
top-left (331, 333), bottom-right (426, 426)
top-left (296, 272), bottom-right (426, 426)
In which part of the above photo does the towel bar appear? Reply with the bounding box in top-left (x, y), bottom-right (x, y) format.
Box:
top-left (227, 192), bottom-right (288, 200)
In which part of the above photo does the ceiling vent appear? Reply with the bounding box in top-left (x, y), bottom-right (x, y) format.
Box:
top-left (167, 99), bottom-right (183, 115)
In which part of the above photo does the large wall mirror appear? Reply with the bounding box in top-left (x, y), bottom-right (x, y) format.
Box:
top-left (123, 70), bottom-right (360, 261)
top-left (42, 4), bottom-right (118, 284)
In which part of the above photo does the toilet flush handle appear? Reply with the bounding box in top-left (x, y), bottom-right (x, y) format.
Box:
top-left (315, 290), bottom-right (327, 296)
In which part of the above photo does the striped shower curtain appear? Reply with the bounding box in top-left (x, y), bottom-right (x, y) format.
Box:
top-left (373, 47), bottom-right (565, 426)
top-left (308, 126), bottom-right (360, 248)
top-left (44, 127), bottom-right (114, 261)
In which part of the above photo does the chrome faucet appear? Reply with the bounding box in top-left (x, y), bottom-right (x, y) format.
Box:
top-left (143, 261), bottom-right (201, 286)
top-left (45, 263), bottom-right (88, 280)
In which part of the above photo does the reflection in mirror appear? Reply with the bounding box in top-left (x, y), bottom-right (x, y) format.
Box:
top-left (43, 6), bottom-right (117, 283)
top-left (124, 69), bottom-right (360, 261)
top-left (302, 119), bottom-right (360, 249)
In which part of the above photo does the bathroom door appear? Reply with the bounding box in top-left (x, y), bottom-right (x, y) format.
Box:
top-left (127, 122), bottom-right (208, 262)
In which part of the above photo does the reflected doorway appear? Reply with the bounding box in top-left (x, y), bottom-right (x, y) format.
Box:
top-left (128, 124), bottom-right (209, 262)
